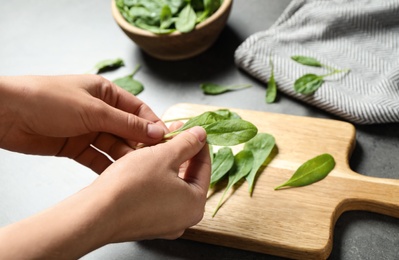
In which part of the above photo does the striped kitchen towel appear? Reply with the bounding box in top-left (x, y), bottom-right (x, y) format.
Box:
top-left (235, 0), bottom-right (399, 124)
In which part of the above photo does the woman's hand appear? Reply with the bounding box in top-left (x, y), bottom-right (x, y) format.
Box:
top-left (0, 126), bottom-right (211, 259)
top-left (96, 126), bottom-right (211, 242)
top-left (0, 75), bottom-right (167, 173)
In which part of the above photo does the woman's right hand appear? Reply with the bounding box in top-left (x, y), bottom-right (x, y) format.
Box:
top-left (0, 126), bottom-right (211, 259)
top-left (94, 126), bottom-right (211, 242)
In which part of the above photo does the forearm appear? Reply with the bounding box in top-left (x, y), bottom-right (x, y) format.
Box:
top-left (0, 76), bottom-right (23, 149)
top-left (0, 186), bottom-right (115, 259)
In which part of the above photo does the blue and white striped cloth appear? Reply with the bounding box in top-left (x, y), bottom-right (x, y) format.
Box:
top-left (235, 0), bottom-right (399, 124)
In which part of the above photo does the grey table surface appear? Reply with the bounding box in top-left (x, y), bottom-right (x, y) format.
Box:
top-left (1, 0), bottom-right (399, 259)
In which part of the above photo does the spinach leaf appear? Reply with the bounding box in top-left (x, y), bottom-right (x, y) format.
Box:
top-left (244, 133), bottom-right (275, 196)
top-left (135, 18), bottom-right (175, 34)
top-left (200, 83), bottom-right (252, 95)
top-left (175, 4), bottom-right (197, 33)
top-left (275, 153), bottom-right (335, 190)
top-left (160, 5), bottom-right (173, 29)
top-left (210, 147), bottom-right (235, 188)
top-left (122, 0), bottom-right (138, 7)
top-left (197, 0), bottom-right (221, 22)
top-left (204, 119), bottom-right (258, 146)
top-left (129, 6), bottom-right (156, 25)
top-left (117, 0), bottom-right (221, 34)
top-left (266, 58), bottom-right (277, 103)
top-left (164, 111), bottom-right (258, 146)
top-left (204, 0), bottom-right (221, 16)
top-left (164, 111), bottom-right (226, 138)
top-left (89, 58), bottom-right (125, 74)
top-left (213, 109), bottom-right (241, 119)
top-left (213, 150), bottom-right (254, 217)
top-left (164, 0), bottom-right (185, 14)
top-left (291, 55), bottom-right (322, 67)
top-left (112, 65), bottom-right (144, 95)
top-left (292, 55), bottom-right (350, 95)
top-left (294, 74), bottom-right (324, 95)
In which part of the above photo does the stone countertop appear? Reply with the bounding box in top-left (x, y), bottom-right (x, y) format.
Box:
top-left (1, 1), bottom-right (398, 259)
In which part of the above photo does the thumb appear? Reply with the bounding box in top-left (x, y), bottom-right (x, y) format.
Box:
top-left (161, 126), bottom-right (211, 189)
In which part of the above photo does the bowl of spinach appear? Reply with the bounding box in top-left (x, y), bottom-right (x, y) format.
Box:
top-left (112, 0), bottom-right (233, 60)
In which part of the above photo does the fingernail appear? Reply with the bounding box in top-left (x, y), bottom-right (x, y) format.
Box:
top-left (147, 123), bottom-right (164, 139)
top-left (188, 126), bottom-right (207, 142)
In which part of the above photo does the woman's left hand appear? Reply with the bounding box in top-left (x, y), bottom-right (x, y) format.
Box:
top-left (0, 75), bottom-right (167, 173)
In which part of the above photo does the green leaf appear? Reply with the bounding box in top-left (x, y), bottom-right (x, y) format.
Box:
top-left (203, 0), bottom-right (221, 16)
top-left (175, 4), bottom-right (197, 33)
top-left (213, 109), bottom-right (241, 119)
top-left (244, 133), bottom-right (275, 195)
top-left (165, 111), bottom-right (226, 138)
top-left (266, 58), bottom-right (277, 103)
top-left (204, 119), bottom-right (258, 146)
top-left (112, 65), bottom-right (144, 95)
top-left (291, 56), bottom-right (323, 67)
top-left (275, 153), bottom-right (335, 190)
top-left (129, 6), bottom-right (154, 22)
top-left (117, 0), bottom-right (220, 34)
top-left (294, 74), bottom-right (324, 95)
top-left (210, 147), bottom-right (235, 188)
top-left (134, 18), bottom-right (176, 34)
top-left (213, 150), bottom-right (254, 217)
top-left (200, 83), bottom-right (252, 95)
top-left (113, 76), bottom-right (144, 95)
top-left (163, 110), bottom-right (257, 146)
top-left (196, 0), bottom-right (220, 22)
top-left (123, 0), bottom-right (138, 7)
top-left (90, 58), bottom-right (125, 74)
top-left (160, 5), bottom-right (173, 29)
top-left (164, 0), bottom-right (185, 14)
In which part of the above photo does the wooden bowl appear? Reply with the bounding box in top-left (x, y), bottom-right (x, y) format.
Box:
top-left (111, 0), bottom-right (233, 61)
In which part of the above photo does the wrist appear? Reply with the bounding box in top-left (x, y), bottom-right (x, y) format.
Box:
top-left (51, 185), bottom-right (118, 258)
top-left (0, 183), bottom-right (117, 259)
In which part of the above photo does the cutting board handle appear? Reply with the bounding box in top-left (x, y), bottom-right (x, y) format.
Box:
top-left (338, 171), bottom-right (399, 218)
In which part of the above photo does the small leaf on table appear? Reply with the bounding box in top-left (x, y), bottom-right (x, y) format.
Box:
top-left (244, 133), bottom-right (276, 195)
top-left (89, 58), bottom-right (125, 74)
top-left (205, 119), bottom-right (258, 146)
top-left (210, 147), bottom-right (235, 188)
top-left (213, 150), bottom-right (254, 217)
top-left (201, 83), bottom-right (252, 95)
top-left (275, 153), bottom-right (335, 190)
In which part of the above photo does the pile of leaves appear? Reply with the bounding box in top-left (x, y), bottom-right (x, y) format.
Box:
top-left (116, 0), bottom-right (223, 34)
top-left (165, 109), bottom-right (335, 217)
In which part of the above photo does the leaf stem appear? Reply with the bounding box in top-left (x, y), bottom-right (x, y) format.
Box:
top-left (320, 68), bottom-right (350, 78)
top-left (129, 64), bottom-right (141, 77)
top-left (163, 116), bottom-right (193, 123)
top-left (212, 186), bottom-right (230, 217)
top-left (163, 130), bottom-right (181, 139)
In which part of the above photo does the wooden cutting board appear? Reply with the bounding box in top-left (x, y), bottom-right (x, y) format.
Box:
top-left (161, 103), bottom-right (399, 260)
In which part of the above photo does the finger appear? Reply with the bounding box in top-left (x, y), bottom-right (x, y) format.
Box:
top-left (87, 100), bottom-right (166, 145)
top-left (55, 133), bottom-right (115, 174)
top-left (160, 126), bottom-right (208, 171)
top-left (182, 142), bottom-right (211, 192)
top-left (168, 121), bottom-right (184, 132)
top-left (84, 77), bottom-right (167, 144)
